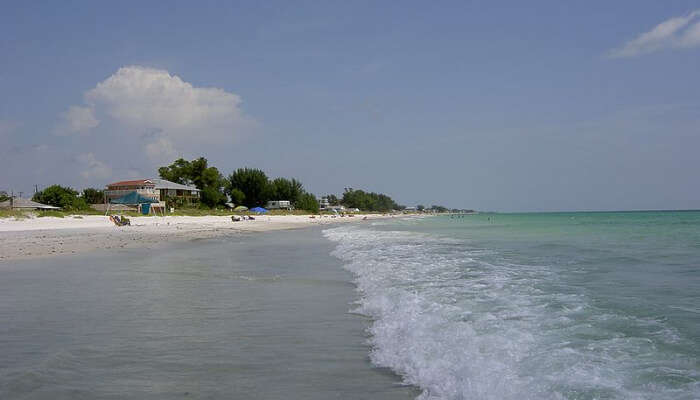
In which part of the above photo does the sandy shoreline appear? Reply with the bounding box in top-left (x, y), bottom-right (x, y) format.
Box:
top-left (0, 214), bottom-right (389, 261)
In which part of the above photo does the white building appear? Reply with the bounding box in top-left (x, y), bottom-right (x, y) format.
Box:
top-left (266, 200), bottom-right (292, 210)
top-left (319, 197), bottom-right (330, 209)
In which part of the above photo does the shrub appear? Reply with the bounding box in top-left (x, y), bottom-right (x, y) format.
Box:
top-left (296, 192), bottom-right (320, 213)
top-left (33, 185), bottom-right (90, 211)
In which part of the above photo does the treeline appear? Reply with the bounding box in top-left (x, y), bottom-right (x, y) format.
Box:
top-left (32, 185), bottom-right (103, 211)
top-left (158, 158), bottom-right (320, 213)
top-left (26, 156), bottom-right (403, 214)
top-left (417, 204), bottom-right (449, 213)
top-left (159, 158), bottom-right (402, 213)
top-left (340, 188), bottom-right (401, 212)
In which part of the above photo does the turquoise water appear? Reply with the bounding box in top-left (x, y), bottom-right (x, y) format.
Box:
top-left (325, 211), bottom-right (700, 399)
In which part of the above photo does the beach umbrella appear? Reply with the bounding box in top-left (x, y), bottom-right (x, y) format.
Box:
top-left (250, 206), bottom-right (268, 214)
top-left (233, 205), bottom-right (248, 211)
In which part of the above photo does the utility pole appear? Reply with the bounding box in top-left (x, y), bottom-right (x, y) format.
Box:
top-left (35, 184), bottom-right (38, 194)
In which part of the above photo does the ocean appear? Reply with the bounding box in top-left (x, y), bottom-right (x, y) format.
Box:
top-left (324, 211), bottom-right (700, 399)
top-left (1, 212), bottom-right (698, 399)
top-left (0, 229), bottom-right (417, 399)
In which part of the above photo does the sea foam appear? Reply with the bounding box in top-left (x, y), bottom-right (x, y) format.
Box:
top-left (324, 225), bottom-right (699, 400)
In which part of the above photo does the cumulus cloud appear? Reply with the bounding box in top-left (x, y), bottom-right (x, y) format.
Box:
top-left (56, 106), bottom-right (100, 135)
top-left (145, 137), bottom-right (177, 162)
top-left (76, 152), bottom-right (112, 180)
top-left (59, 65), bottom-right (252, 161)
top-left (85, 66), bottom-right (245, 135)
top-left (610, 10), bottom-right (700, 58)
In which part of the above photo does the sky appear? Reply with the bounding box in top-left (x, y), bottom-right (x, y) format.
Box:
top-left (1, 1), bottom-right (699, 212)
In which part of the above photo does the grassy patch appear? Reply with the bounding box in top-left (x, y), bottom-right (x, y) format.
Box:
top-left (0, 209), bottom-right (30, 219)
top-left (37, 210), bottom-right (66, 218)
top-left (167, 208), bottom-right (233, 216)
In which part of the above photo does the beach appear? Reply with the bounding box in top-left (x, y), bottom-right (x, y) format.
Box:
top-left (0, 214), bottom-right (388, 261)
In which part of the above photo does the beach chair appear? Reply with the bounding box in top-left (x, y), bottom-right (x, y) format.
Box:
top-left (110, 215), bottom-right (130, 226)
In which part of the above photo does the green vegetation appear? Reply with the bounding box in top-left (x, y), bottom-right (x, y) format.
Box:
top-left (0, 191), bottom-right (9, 202)
top-left (431, 205), bottom-right (448, 213)
top-left (158, 157), bottom-right (227, 207)
top-left (166, 208), bottom-right (234, 216)
top-left (81, 188), bottom-right (104, 204)
top-left (37, 210), bottom-right (66, 218)
top-left (156, 157), bottom-right (402, 214)
top-left (33, 185), bottom-right (90, 211)
top-left (341, 188), bottom-right (400, 212)
top-left (296, 193), bottom-right (320, 213)
top-left (270, 177), bottom-right (304, 205)
top-left (10, 156), bottom-right (408, 217)
top-left (0, 209), bottom-right (29, 219)
top-left (324, 194), bottom-right (340, 206)
top-left (226, 168), bottom-right (270, 208)
top-left (228, 188), bottom-right (245, 205)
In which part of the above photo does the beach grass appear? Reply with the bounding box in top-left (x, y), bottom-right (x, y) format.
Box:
top-left (0, 209), bottom-right (31, 219)
top-left (37, 210), bottom-right (66, 218)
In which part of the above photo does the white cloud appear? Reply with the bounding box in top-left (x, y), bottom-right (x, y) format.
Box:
top-left (56, 106), bottom-right (99, 135)
top-left (85, 66), bottom-right (245, 134)
top-left (76, 152), bottom-right (112, 180)
top-left (60, 65), bottom-right (252, 161)
top-left (610, 10), bottom-right (700, 58)
top-left (145, 137), bottom-right (177, 162)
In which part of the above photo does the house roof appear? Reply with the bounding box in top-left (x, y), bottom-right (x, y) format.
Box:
top-left (149, 179), bottom-right (200, 192)
top-left (0, 197), bottom-right (60, 209)
top-left (107, 179), bottom-right (155, 187)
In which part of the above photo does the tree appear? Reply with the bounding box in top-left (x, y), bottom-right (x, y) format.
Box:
top-left (199, 167), bottom-right (227, 208)
top-left (431, 205), bottom-right (448, 213)
top-left (229, 188), bottom-right (245, 205)
top-left (296, 192), bottom-right (319, 213)
top-left (270, 177), bottom-right (304, 205)
top-left (227, 168), bottom-right (271, 208)
top-left (158, 157), bottom-right (227, 208)
top-left (200, 186), bottom-right (227, 208)
top-left (82, 188), bottom-right (104, 204)
top-left (325, 194), bottom-right (339, 206)
top-left (0, 191), bottom-right (9, 202)
top-left (417, 204), bottom-right (425, 211)
top-left (158, 158), bottom-right (193, 185)
top-left (342, 188), bottom-right (399, 212)
top-left (33, 185), bottom-right (89, 210)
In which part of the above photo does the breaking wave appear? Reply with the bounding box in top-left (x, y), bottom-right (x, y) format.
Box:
top-left (323, 225), bottom-right (699, 400)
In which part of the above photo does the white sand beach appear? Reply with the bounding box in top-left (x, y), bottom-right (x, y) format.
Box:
top-left (0, 214), bottom-right (389, 261)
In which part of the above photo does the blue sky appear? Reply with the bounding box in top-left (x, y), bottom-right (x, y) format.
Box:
top-left (1, 1), bottom-right (699, 211)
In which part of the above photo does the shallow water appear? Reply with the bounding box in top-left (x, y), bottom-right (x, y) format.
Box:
top-left (0, 228), bottom-right (417, 399)
top-left (324, 211), bottom-right (700, 399)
